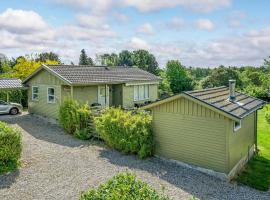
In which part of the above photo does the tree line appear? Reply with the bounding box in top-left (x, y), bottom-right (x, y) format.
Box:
top-left (0, 50), bottom-right (269, 102)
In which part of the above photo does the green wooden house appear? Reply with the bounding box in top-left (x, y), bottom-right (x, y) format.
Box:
top-left (23, 64), bottom-right (160, 119)
top-left (142, 80), bottom-right (265, 179)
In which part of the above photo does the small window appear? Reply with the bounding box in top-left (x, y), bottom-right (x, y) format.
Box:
top-left (47, 88), bottom-right (55, 103)
top-left (32, 86), bottom-right (39, 101)
top-left (234, 120), bottom-right (241, 132)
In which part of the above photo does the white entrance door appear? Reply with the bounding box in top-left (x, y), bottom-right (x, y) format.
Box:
top-left (98, 85), bottom-right (109, 107)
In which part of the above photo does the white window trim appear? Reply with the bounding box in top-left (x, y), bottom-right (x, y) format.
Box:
top-left (234, 120), bottom-right (241, 132)
top-left (32, 86), bottom-right (39, 101)
top-left (133, 85), bottom-right (150, 102)
top-left (47, 87), bottom-right (55, 104)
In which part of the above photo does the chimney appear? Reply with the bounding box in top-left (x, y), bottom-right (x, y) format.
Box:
top-left (229, 80), bottom-right (236, 102)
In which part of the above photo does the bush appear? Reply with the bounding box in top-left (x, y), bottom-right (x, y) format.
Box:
top-left (265, 112), bottom-right (270, 124)
top-left (80, 172), bottom-right (170, 200)
top-left (0, 121), bottom-right (22, 174)
top-left (59, 98), bottom-right (94, 139)
top-left (95, 108), bottom-right (153, 159)
top-left (0, 90), bottom-right (27, 107)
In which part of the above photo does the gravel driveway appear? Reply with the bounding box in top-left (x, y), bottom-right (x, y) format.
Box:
top-left (0, 113), bottom-right (269, 200)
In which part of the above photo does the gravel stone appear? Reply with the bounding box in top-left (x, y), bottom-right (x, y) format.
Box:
top-left (0, 113), bottom-right (269, 200)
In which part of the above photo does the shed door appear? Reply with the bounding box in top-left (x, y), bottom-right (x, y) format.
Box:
top-left (151, 110), bottom-right (227, 173)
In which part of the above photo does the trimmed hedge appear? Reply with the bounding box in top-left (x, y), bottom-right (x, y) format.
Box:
top-left (94, 108), bottom-right (153, 159)
top-left (0, 121), bottom-right (22, 174)
top-left (80, 172), bottom-right (170, 200)
top-left (59, 98), bottom-right (95, 140)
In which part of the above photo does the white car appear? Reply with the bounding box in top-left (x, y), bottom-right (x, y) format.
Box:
top-left (0, 100), bottom-right (23, 115)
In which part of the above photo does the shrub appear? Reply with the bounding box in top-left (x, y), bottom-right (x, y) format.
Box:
top-left (95, 108), bottom-right (153, 159)
top-left (80, 172), bottom-right (170, 200)
top-left (59, 98), bottom-right (94, 139)
top-left (265, 112), bottom-right (270, 124)
top-left (0, 121), bottom-right (22, 174)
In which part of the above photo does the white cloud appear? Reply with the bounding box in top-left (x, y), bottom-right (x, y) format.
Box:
top-left (181, 27), bottom-right (270, 67)
top-left (127, 37), bottom-right (151, 50)
top-left (136, 23), bottom-right (154, 34)
top-left (0, 8), bottom-right (49, 34)
top-left (53, 0), bottom-right (115, 14)
top-left (166, 17), bottom-right (185, 30)
top-left (113, 12), bottom-right (129, 22)
top-left (51, 0), bottom-right (231, 13)
top-left (196, 19), bottom-right (215, 31)
top-left (76, 14), bottom-right (106, 28)
top-left (122, 0), bottom-right (231, 13)
top-left (227, 11), bottom-right (246, 28)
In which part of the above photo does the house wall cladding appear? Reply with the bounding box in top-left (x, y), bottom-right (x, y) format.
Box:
top-left (28, 69), bottom-right (63, 119)
top-left (150, 97), bottom-right (229, 173)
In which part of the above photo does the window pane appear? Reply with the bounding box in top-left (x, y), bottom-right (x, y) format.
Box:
top-left (144, 85), bottom-right (149, 99)
top-left (139, 85), bottom-right (144, 100)
top-left (33, 87), bottom-right (38, 93)
top-left (48, 95), bottom-right (54, 102)
top-left (100, 87), bottom-right (105, 97)
top-left (33, 94), bottom-right (38, 100)
top-left (134, 86), bottom-right (139, 101)
top-left (48, 88), bottom-right (54, 95)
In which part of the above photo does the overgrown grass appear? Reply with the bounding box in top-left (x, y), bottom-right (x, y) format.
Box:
top-left (237, 104), bottom-right (270, 191)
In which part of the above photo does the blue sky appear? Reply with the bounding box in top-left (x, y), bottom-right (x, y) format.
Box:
top-left (0, 0), bottom-right (269, 67)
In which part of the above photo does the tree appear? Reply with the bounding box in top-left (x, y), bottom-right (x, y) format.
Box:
top-left (158, 69), bottom-right (173, 99)
top-left (79, 49), bottom-right (93, 66)
top-left (165, 60), bottom-right (194, 94)
top-left (11, 57), bottom-right (59, 80)
top-left (98, 53), bottom-right (119, 66)
top-left (118, 50), bottom-right (133, 66)
top-left (37, 52), bottom-right (61, 63)
top-left (201, 66), bottom-right (242, 89)
top-left (132, 50), bottom-right (159, 75)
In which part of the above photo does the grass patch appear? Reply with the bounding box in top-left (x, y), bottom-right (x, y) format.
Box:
top-left (237, 104), bottom-right (270, 191)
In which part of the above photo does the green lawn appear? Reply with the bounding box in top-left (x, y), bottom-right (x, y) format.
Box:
top-left (237, 104), bottom-right (270, 191)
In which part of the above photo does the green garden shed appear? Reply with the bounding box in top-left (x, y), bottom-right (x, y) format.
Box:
top-left (142, 81), bottom-right (265, 179)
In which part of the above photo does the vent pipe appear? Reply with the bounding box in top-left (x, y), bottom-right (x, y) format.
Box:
top-left (229, 80), bottom-right (236, 102)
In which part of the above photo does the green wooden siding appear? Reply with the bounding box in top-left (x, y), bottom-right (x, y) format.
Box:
top-left (227, 113), bottom-right (255, 171)
top-left (122, 84), bottom-right (158, 108)
top-left (72, 86), bottom-right (98, 105)
top-left (150, 97), bottom-right (229, 173)
top-left (27, 69), bottom-right (64, 119)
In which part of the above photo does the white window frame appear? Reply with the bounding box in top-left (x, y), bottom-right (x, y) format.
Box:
top-left (133, 85), bottom-right (150, 101)
top-left (234, 120), bottom-right (241, 132)
top-left (47, 87), bottom-right (55, 104)
top-left (32, 86), bottom-right (39, 101)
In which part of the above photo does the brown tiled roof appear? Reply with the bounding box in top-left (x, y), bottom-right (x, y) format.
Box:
top-left (184, 86), bottom-right (266, 119)
top-left (46, 65), bottom-right (161, 85)
top-left (0, 78), bottom-right (24, 90)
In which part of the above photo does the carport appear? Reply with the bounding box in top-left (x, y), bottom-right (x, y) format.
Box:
top-left (0, 78), bottom-right (27, 102)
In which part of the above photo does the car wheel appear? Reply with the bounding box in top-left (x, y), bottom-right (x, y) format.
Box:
top-left (10, 108), bottom-right (18, 115)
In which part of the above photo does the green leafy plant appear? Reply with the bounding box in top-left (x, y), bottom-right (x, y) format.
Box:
top-left (0, 121), bottom-right (22, 174)
top-left (94, 108), bottom-right (153, 159)
top-left (59, 98), bottom-right (95, 139)
top-left (265, 111), bottom-right (270, 124)
top-left (80, 172), bottom-right (170, 200)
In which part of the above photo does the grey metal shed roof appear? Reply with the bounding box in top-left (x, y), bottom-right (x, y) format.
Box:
top-left (0, 78), bottom-right (24, 90)
top-left (45, 65), bottom-right (161, 85)
top-left (184, 86), bottom-right (266, 119)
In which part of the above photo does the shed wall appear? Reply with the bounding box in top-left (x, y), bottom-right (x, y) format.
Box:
top-left (228, 112), bottom-right (255, 171)
top-left (150, 97), bottom-right (228, 173)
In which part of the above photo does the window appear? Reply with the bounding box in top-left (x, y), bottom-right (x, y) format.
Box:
top-left (134, 85), bottom-right (150, 101)
top-left (32, 86), bottom-right (39, 101)
top-left (234, 120), bottom-right (241, 132)
top-left (47, 88), bottom-right (55, 103)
